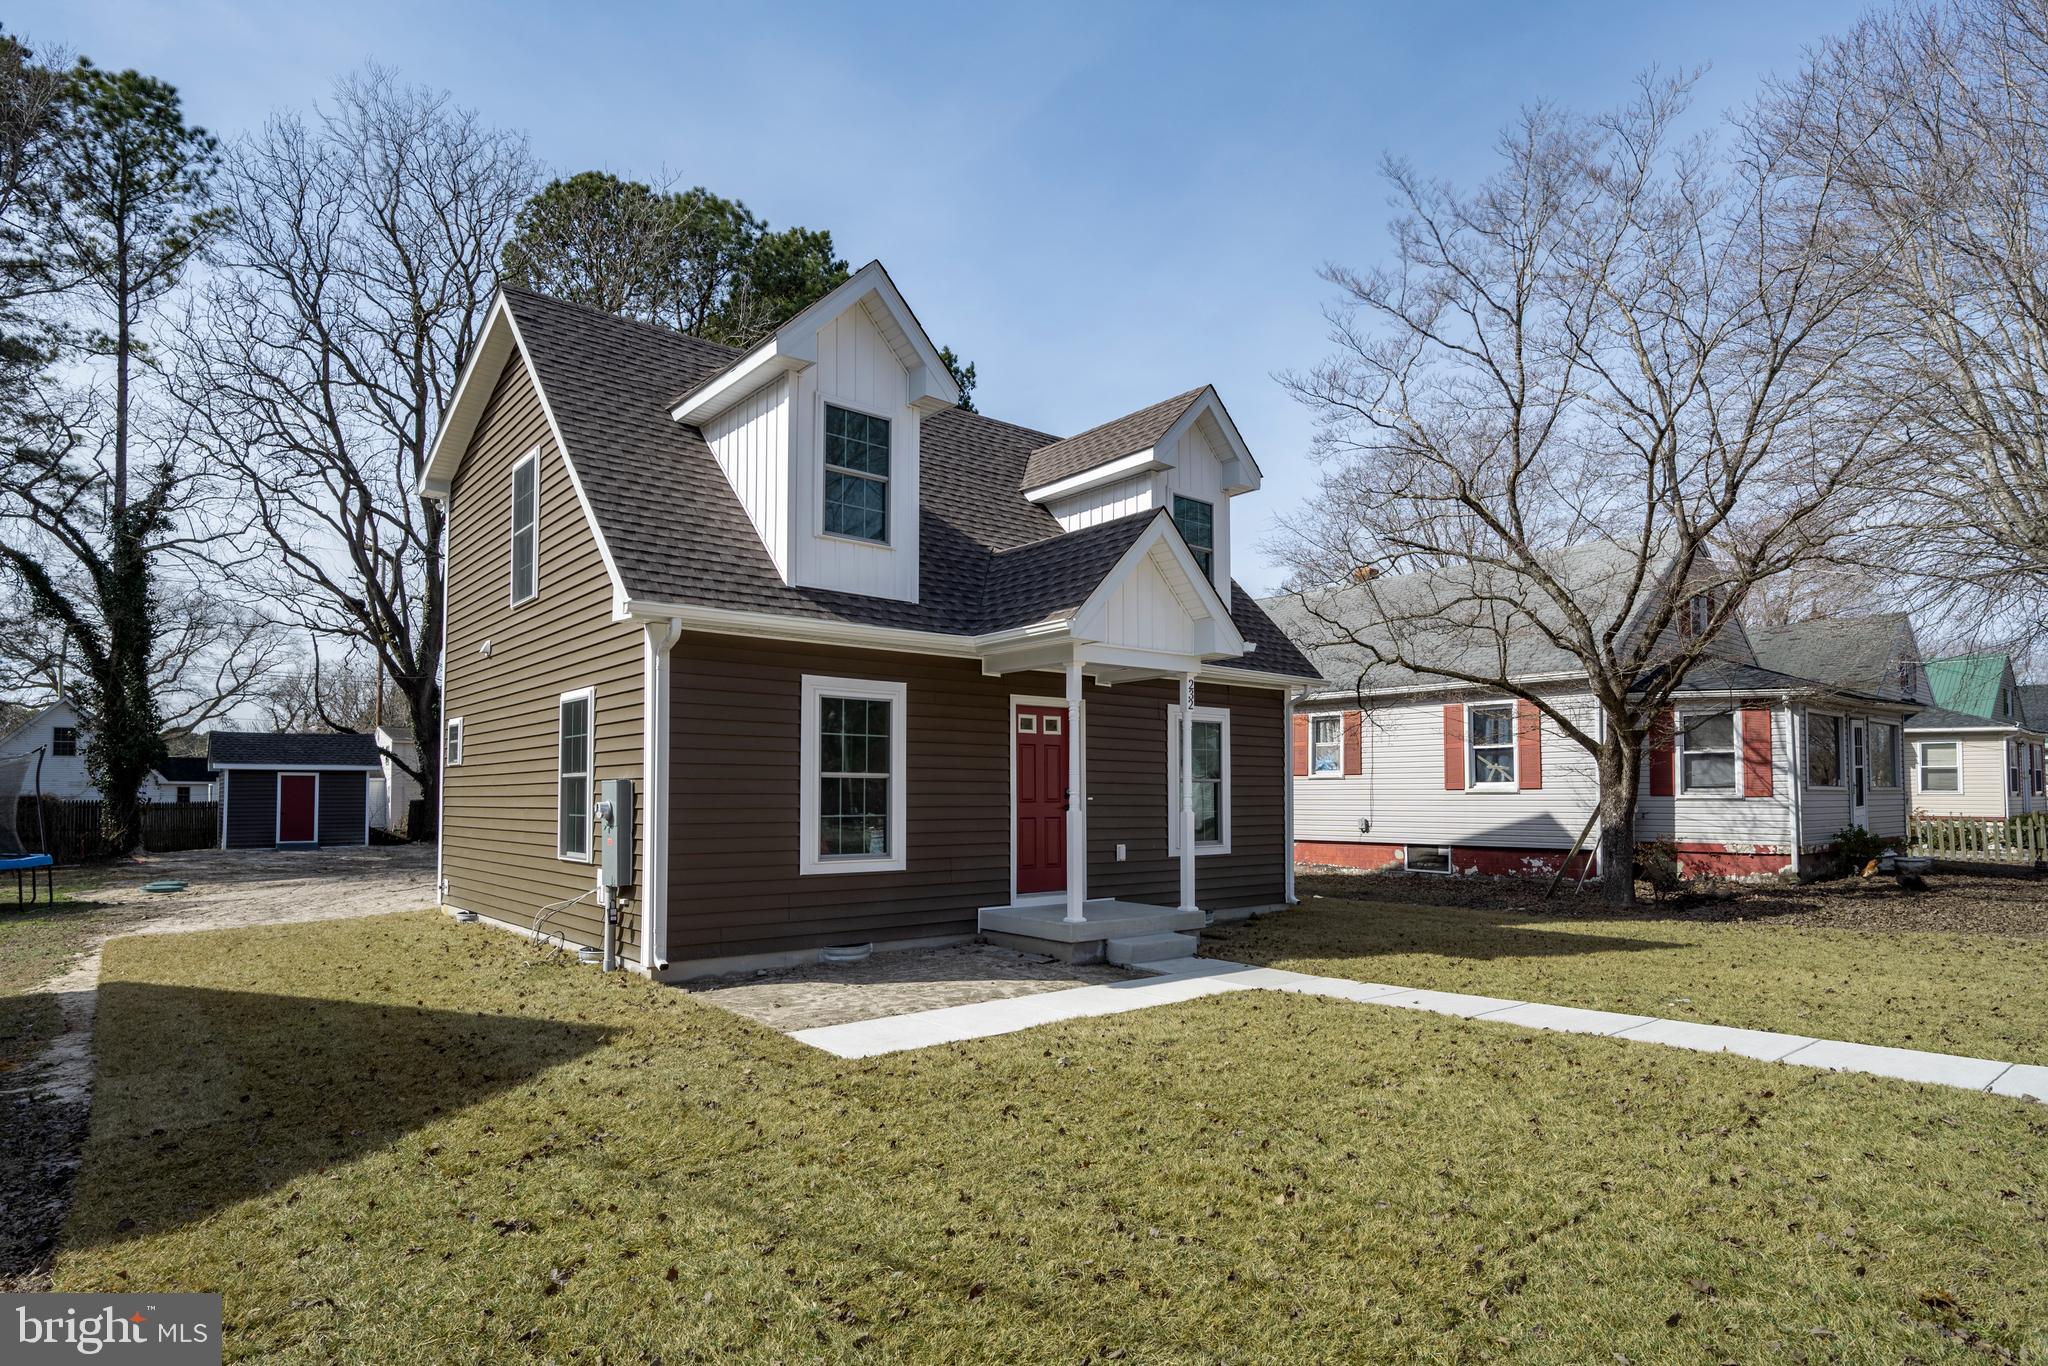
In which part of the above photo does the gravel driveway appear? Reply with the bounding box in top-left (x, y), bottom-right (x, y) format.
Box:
top-left (2, 842), bottom-right (438, 1290)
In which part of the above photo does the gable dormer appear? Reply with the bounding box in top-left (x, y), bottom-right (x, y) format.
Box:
top-left (673, 262), bottom-right (959, 605)
top-left (1021, 386), bottom-right (1261, 612)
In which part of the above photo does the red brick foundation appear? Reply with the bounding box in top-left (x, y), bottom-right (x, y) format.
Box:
top-left (1294, 840), bottom-right (1788, 880)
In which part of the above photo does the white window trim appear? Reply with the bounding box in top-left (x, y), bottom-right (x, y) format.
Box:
top-left (275, 771), bottom-right (320, 846)
top-left (1805, 711), bottom-right (1843, 789)
top-left (1171, 494), bottom-right (1216, 581)
top-left (1167, 702), bottom-right (1231, 856)
top-left (1405, 845), bottom-right (1453, 874)
top-left (1915, 739), bottom-right (1962, 794)
top-left (1464, 701), bottom-right (1517, 791)
top-left (1676, 707), bottom-right (1741, 798)
top-left (445, 716), bottom-right (464, 767)
top-left (1687, 593), bottom-right (1712, 636)
top-left (1867, 721), bottom-right (1901, 790)
top-left (800, 674), bottom-right (908, 875)
top-left (820, 399), bottom-right (894, 549)
top-left (557, 686), bottom-right (595, 863)
top-left (1308, 713), bottom-right (1344, 778)
top-left (509, 447), bottom-right (540, 606)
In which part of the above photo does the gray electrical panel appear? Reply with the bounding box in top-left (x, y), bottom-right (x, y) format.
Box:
top-left (598, 777), bottom-right (634, 889)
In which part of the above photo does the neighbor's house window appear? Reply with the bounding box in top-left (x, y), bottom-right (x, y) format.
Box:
top-left (176, 786), bottom-right (191, 804)
top-left (1898, 660), bottom-right (1916, 692)
top-left (1916, 741), bottom-right (1960, 793)
top-left (1171, 495), bottom-right (1215, 580)
top-left (557, 688), bottom-right (593, 861)
top-left (445, 716), bottom-right (464, 766)
top-left (1678, 710), bottom-right (1736, 793)
top-left (1869, 723), bottom-right (1899, 788)
top-left (1405, 845), bottom-right (1452, 874)
top-left (52, 726), bottom-right (77, 757)
top-left (799, 675), bottom-right (907, 875)
top-left (1807, 714), bottom-right (1841, 786)
top-left (1683, 593), bottom-right (1712, 637)
top-left (2012, 743), bottom-right (2022, 795)
top-left (1466, 702), bottom-right (1515, 787)
top-left (510, 449), bottom-right (539, 604)
top-left (1309, 714), bottom-right (1343, 776)
top-left (1168, 702), bottom-right (1231, 855)
top-left (823, 404), bottom-right (889, 543)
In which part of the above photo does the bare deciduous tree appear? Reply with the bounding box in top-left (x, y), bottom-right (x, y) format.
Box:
top-left (1766, 0), bottom-right (2048, 651)
top-left (177, 68), bottom-right (536, 835)
top-left (1275, 77), bottom-right (1877, 903)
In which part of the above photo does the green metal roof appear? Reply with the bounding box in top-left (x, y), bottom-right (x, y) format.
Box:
top-left (1923, 651), bottom-right (2015, 720)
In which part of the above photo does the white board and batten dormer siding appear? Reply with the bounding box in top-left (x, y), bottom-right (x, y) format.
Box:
top-left (1092, 546), bottom-right (1207, 655)
top-left (1045, 412), bottom-right (1236, 609)
top-left (788, 302), bottom-right (920, 604)
top-left (704, 374), bottom-right (792, 581)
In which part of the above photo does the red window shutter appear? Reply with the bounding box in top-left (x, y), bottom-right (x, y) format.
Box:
top-left (1292, 714), bottom-right (1309, 777)
top-left (1516, 699), bottom-right (1542, 790)
top-left (1343, 711), bottom-right (1363, 776)
top-left (1648, 710), bottom-right (1675, 798)
top-left (1443, 704), bottom-right (1465, 790)
top-left (1741, 705), bottom-right (1773, 797)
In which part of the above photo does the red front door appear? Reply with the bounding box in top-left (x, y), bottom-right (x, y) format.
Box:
top-left (278, 774), bottom-right (317, 844)
top-left (1015, 705), bottom-right (1068, 895)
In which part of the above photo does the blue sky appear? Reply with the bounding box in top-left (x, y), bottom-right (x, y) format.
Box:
top-left (24, 0), bottom-right (1868, 593)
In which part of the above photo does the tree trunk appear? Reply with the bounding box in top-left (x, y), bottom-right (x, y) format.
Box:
top-left (403, 676), bottom-right (439, 842)
top-left (1596, 740), bottom-right (1641, 907)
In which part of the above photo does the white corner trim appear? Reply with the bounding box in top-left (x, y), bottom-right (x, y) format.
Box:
top-left (798, 674), bottom-right (909, 876)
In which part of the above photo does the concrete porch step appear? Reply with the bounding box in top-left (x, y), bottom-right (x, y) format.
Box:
top-left (1106, 931), bottom-right (1199, 967)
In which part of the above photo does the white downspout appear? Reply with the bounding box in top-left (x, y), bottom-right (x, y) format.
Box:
top-left (1789, 702), bottom-right (1805, 880)
top-left (1179, 673), bottom-right (1198, 914)
top-left (640, 616), bottom-right (682, 973)
top-left (1282, 687), bottom-right (1297, 904)
top-left (1064, 658), bottom-right (1087, 924)
top-left (434, 500), bottom-right (451, 902)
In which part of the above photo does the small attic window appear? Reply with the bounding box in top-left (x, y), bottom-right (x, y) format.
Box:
top-left (824, 404), bottom-right (889, 544)
top-left (1172, 496), bottom-right (1215, 580)
top-left (1683, 593), bottom-right (1711, 638)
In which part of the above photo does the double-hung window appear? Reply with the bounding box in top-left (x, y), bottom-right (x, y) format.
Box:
top-left (1807, 714), bottom-right (1841, 786)
top-left (1309, 714), bottom-right (1343, 776)
top-left (1678, 710), bottom-right (1737, 793)
top-left (510, 450), bottom-right (539, 604)
top-left (1869, 723), bottom-right (1899, 789)
top-left (1172, 496), bottom-right (1215, 580)
top-left (823, 405), bottom-right (890, 543)
top-left (1684, 593), bottom-right (1712, 637)
top-left (446, 717), bottom-right (464, 767)
top-left (1168, 703), bottom-right (1231, 854)
top-left (2011, 743), bottom-right (2022, 796)
top-left (1917, 741), bottom-right (1960, 793)
top-left (800, 676), bottom-right (907, 874)
top-left (1467, 703), bottom-right (1515, 787)
top-left (52, 726), bottom-right (77, 758)
top-left (557, 689), bottom-right (593, 860)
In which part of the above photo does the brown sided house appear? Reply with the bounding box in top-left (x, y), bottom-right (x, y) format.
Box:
top-left (420, 262), bottom-right (1319, 977)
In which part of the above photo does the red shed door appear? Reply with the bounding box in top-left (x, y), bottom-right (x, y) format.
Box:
top-left (278, 773), bottom-right (318, 844)
top-left (1015, 705), bottom-right (1068, 895)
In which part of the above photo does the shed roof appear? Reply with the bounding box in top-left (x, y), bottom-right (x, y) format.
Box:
top-left (207, 732), bottom-right (382, 769)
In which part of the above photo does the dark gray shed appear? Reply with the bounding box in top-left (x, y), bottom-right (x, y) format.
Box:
top-left (205, 732), bottom-right (383, 850)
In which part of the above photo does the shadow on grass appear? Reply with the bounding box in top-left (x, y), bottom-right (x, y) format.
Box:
top-left (1209, 896), bottom-right (1693, 968)
top-left (67, 982), bottom-right (616, 1251)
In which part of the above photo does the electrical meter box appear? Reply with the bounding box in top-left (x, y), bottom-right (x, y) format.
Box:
top-left (597, 777), bottom-right (634, 889)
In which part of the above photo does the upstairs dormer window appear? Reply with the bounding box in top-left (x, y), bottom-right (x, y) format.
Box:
top-left (824, 404), bottom-right (890, 544)
top-left (1682, 592), bottom-right (1711, 638)
top-left (1172, 495), bottom-right (1215, 580)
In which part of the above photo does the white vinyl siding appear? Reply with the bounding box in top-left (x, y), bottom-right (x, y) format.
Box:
top-left (705, 374), bottom-right (791, 580)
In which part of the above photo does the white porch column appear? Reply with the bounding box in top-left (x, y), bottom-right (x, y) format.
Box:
top-left (1064, 658), bottom-right (1087, 924)
top-left (1283, 687), bottom-right (1297, 904)
top-left (1179, 673), bottom-right (1199, 914)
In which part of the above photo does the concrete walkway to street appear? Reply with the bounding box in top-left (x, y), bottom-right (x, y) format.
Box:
top-left (792, 956), bottom-right (2048, 1104)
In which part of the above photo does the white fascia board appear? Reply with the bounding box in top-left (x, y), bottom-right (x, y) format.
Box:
top-left (1021, 449), bottom-right (1165, 504)
top-left (619, 598), bottom-right (979, 659)
top-left (1903, 722), bottom-right (2024, 734)
top-left (669, 348), bottom-right (810, 426)
top-left (421, 293), bottom-right (516, 497)
top-left (1295, 670), bottom-right (1590, 704)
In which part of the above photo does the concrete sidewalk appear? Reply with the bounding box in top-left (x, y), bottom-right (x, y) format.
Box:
top-left (791, 957), bottom-right (2048, 1103)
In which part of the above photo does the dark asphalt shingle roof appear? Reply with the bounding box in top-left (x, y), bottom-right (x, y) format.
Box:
top-left (2021, 684), bottom-right (2048, 731)
top-left (207, 732), bottom-right (382, 768)
top-left (150, 757), bottom-right (215, 784)
top-left (1019, 387), bottom-right (1207, 493)
top-left (499, 290), bottom-right (1317, 679)
top-left (1907, 701), bottom-right (2025, 731)
top-left (1747, 613), bottom-right (1919, 701)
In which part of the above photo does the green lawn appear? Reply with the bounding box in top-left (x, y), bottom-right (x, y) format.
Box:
top-left (52, 911), bottom-right (2048, 1362)
top-left (1208, 878), bottom-right (2048, 1062)
top-left (0, 867), bottom-right (115, 1076)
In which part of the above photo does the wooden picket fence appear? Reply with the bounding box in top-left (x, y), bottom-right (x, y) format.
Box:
top-left (1907, 813), bottom-right (2048, 866)
top-left (12, 797), bottom-right (220, 862)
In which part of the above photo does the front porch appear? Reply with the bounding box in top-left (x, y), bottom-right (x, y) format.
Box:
top-left (979, 899), bottom-right (1207, 965)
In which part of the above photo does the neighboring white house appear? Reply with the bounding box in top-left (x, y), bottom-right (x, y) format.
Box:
top-left (373, 718), bottom-right (420, 834)
top-left (0, 695), bottom-right (100, 799)
top-left (1907, 652), bottom-right (2045, 819)
top-left (142, 757), bottom-right (218, 804)
top-left (1264, 565), bottom-right (1922, 881)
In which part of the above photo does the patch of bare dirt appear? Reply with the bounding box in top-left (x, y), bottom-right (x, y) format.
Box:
top-left (1296, 866), bottom-right (2048, 937)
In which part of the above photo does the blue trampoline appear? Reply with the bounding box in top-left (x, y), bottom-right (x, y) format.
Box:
top-left (1, 746), bottom-right (55, 906)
